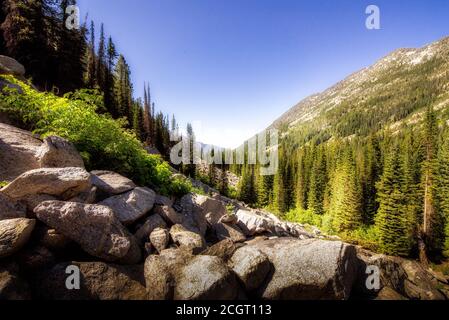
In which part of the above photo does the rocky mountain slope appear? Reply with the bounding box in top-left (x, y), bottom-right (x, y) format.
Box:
top-left (270, 36), bottom-right (449, 136)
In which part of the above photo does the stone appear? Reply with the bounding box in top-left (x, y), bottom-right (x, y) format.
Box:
top-left (179, 194), bottom-right (216, 235)
top-left (0, 218), bottom-right (36, 258)
top-left (214, 222), bottom-right (247, 243)
top-left (16, 245), bottom-right (56, 271)
top-left (202, 239), bottom-right (238, 262)
top-left (21, 194), bottom-right (57, 214)
top-left (144, 247), bottom-right (194, 300)
top-left (149, 228), bottom-right (169, 253)
top-left (99, 187), bottom-right (155, 225)
top-left (154, 194), bottom-right (174, 207)
top-left (0, 193), bottom-right (26, 220)
top-left (0, 123), bottom-right (42, 182)
top-left (2, 167), bottom-right (91, 200)
top-left (34, 201), bottom-right (141, 264)
top-left (0, 55), bottom-right (26, 76)
top-left (36, 262), bottom-right (148, 300)
top-left (235, 209), bottom-right (271, 236)
top-left (91, 170), bottom-right (136, 196)
top-left (251, 238), bottom-right (358, 300)
top-left (0, 78), bottom-right (23, 94)
top-left (154, 205), bottom-right (184, 225)
top-left (134, 213), bottom-right (167, 243)
top-left (38, 226), bottom-right (71, 251)
top-left (229, 246), bottom-right (271, 291)
top-left (174, 255), bottom-right (238, 300)
top-left (68, 186), bottom-right (97, 204)
top-left (375, 286), bottom-right (408, 300)
top-left (219, 213), bottom-right (238, 224)
top-left (36, 136), bottom-right (85, 169)
top-left (0, 262), bottom-right (31, 300)
top-left (170, 224), bottom-right (206, 254)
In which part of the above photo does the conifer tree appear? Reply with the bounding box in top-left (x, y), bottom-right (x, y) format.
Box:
top-left (307, 146), bottom-right (327, 215)
top-left (86, 20), bottom-right (96, 88)
top-left (437, 129), bottom-right (449, 258)
top-left (375, 145), bottom-right (412, 256)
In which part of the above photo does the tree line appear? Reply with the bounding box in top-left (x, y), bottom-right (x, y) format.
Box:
top-left (234, 106), bottom-right (449, 261)
top-left (0, 0), bottom-right (177, 159)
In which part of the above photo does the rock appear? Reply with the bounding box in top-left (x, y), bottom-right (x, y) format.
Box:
top-left (0, 218), bottom-right (36, 258)
top-left (195, 195), bottom-right (227, 226)
top-left (38, 226), bottom-right (71, 251)
top-left (0, 262), bottom-right (31, 300)
top-left (36, 262), bottom-right (148, 300)
top-left (144, 243), bottom-right (153, 256)
top-left (155, 194), bottom-right (174, 207)
top-left (149, 228), bottom-right (169, 253)
top-left (219, 213), bottom-right (238, 224)
top-left (34, 201), bottom-right (141, 264)
top-left (91, 170), bottom-right (136, 196)
top-left (144, 255), bottom-right (173, 300)
top-left (2, 167), bottom-right (91, 200)
top-left (144, 247), bottom-right (193, 300)
top-left (0, 55), bottom-right (26, 76)
top-left (174, 255), bottom-right (238, 300)
top-left (214, 222), bottom-right (247, 243)
top-left (68, 186), bottom-right (97, 204)
top-left (21, 194), bottom-right (57, 214)
top-left (0, 193), bottom-right (26, 220)
top-left (170, 224), bottom-right (206, 254)
top-left (202, 239), bottom-right (239, 262)
top-left (251, 238), bottom-right (358, 300)
top-left (375, 286), bottom-right (407, 300)
top-left (36, 136), bottom-right (85, 169)
top-left (235, 209), bottom-right (271, 236)
top-left (0, 123), bottom-right (42, 182)
top-left (16, 245), bottom-right (56, 271)
top-left (99, 187), bottom-right (155, 225)
top-left (154, 205), bottom-right (184, 225)
top-left (134, 213), bottom-right (167, 243)
top-left (179, 194), bottom-right (216, 235)
top-left (229, 246), bottom-right (271, 291)
top-left (0, 78), bottom-right (23, 94)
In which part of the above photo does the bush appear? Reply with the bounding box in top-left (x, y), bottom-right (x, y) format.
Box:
top-left (0, 75), bottom-right (191, 196)
top-left (285, 207), bottom-right (323, 228)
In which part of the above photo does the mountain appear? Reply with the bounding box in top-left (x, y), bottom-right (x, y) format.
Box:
top-left (269, 36), bottom-right (449, 138)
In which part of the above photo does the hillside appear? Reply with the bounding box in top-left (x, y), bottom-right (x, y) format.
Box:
top-left (270, 36), bottom-right (449, 138)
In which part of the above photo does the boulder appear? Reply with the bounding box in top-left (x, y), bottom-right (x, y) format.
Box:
top-left (170, 224), bottom-right (206, 254)
top-left (214, 222), bottom-right (247, 243)
top-left (36, 262), bottom-right (148, 300)
top-left (144, 247), bottom-right (193, 300)
top-left (0, 262), bottom-right (31, 300)
top-left (68, 186), bottom-right (97, 204)
top-left (251, 238), bottom-right (358, 300)
top-left (149, 228), bottom-right (169, 253)
top-left (0, 55), bottom-right (26, 76)
top-left (154, 194), bottom-right (174, 207)
top-left (202, 239), bottom-right (239, 262)
top-left (37, 226), bottom-right (71, 251)
top-left (174, 255), bottom-right (239, 300)
top-left (0, 123), bottom-right (42, 182)
top-left (375, 286), bottom-right (408, 300)
top-left (154, 205), bottom-right (184, 225)
top-left (0, 218), bottom-right (36, 258)
top-left (99, 187), bottom-right (155, 225)
top-left (2, 167), bottom-right (91, 200)
top-left (179, 194), bottom-right (215, 235)
top-left (219, 213), bottom-right (238, 224)
top-left (34, 201), bottom-right (141, 264)
top-left (0, 193), bottom-right (26, 220)
top-left (16, 245), bottom-right (56, 271)
top-left (21, 194), bottom-right (57, 214)
top-left (134, 213), bottom-right (167, 243)
top-left (0, 78), bottom-right (23, 94)
top-left (36, 136), bottom-right (85, 169)
top-left (229, 246), bottom-right (271, 291)
top-left (91, 170), bottom-right (136, 196)
top-left (235, 209), bottom-right (271, 236)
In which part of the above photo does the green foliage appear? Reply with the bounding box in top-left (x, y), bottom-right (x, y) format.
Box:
top-left (0, 181), bottom-right (9, 188)
top-left (0, 75), bottom-right (191, 196)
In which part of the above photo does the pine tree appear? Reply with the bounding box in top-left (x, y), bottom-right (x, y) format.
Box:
top-left (437, 129), bottom-right (449, 258)
top-left (375, 145), bottom-right (412, 256)
top-left (329, 151), bottom-right (363, 233)
top-left (105, 36), bottom-right (117, 116)
top-left (307, 146), bottom-right (327, 215)
top-left (86, 20), bottom-right (96, 88)
top-left (362, 134), bottom-right (381, 224)
top-left (114, 54), bottom-right (132, 120)
top-left (96, 23), bottom-right (106, 90)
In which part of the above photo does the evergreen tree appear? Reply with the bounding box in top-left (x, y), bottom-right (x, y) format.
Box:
top-left (96, 23), bottom-right (106, 90)
top-left (375, 145), bottom-right (412, 256)
top-left (307, 146), bottom-right (327, 215)
top-left (329, 151), bottom-right (363, 233)
top-left (114, 54), bottom-right (132, 120)
top-left (105, 36), bottom-right (117, 116)
top-left (437, 129), bottom-right (449, 258)
top-left (362, 134), bottom-right (381, 223)
top-left (86, 20), bottom-right (96, 88)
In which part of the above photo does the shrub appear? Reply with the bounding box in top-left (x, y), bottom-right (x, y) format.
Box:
top-left (0, 75), bottom-right (191, 196)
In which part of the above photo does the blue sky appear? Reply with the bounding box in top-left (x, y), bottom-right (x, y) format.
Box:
top-left (77, 0), bottom-right (449, 148)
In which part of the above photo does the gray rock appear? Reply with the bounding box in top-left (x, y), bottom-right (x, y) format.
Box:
top-left (174, 255), bottom-right (238, 300)
top-left (36, 262), bottom-right (148, 300)
top-left (68, 186), bottom-right (97, 204)
top-left (214, 222), bottom-right (247, 243)
top-left (0, 123), bottom-right (42, 182)
top-left (235, 209), bottom-right (271, 236)
top-left (0, 262), bottom-right (31, 300)
top-left (38, 226), bottom-right (71, 251)
top-left (375, 286), bottom-right (408, 300)
top-left (0, 193), bottom-right (26, 220)
top-left (202, 239), bottom-right (239, 262)
top-left (99, 187), bottom-right (155, 225)
top-left (170, 224), bottom-right (206, 254)
top-left (0, 218), bottom-right (36, 258)
top-left (0, 55), bottom-right (25, 76)
top-left (2, 167), bottom-right (91, 200)
top-left (34, 201), bottom-right (141, 264)
top-left (149, 228), bottom-right (169, 253)
top-left (251, 238), bottom-right (358, 300)
top-left (144, 255), bottom-right (174, 300)
top-left (229, 246), bottom-right (271, 291)
top-left (91, 170), bottom-right (136, 195)
top-left (134, 213), bottom-right (167, 243)
top-left (154, 205), bottom-right (184, 225)
top-left (36, 136), bottom-right (85, 169)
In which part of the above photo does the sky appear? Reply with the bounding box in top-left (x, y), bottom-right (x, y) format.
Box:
top-left (77, 0), bottom-right (449, 148)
